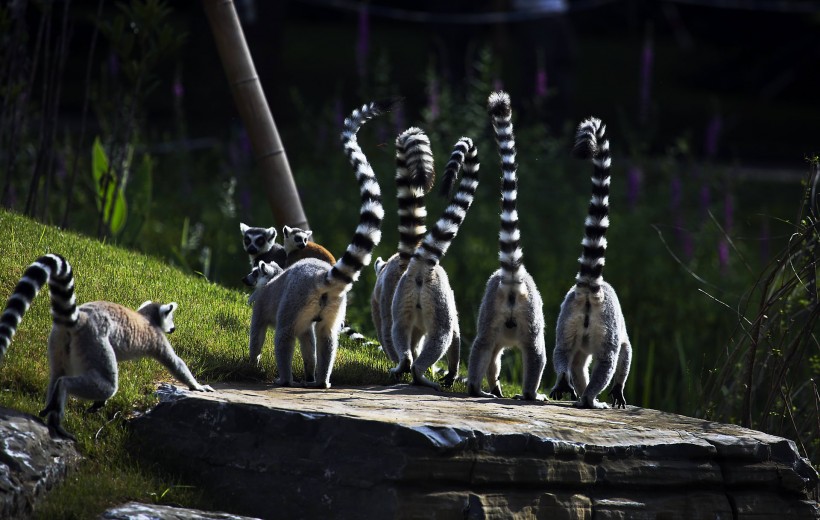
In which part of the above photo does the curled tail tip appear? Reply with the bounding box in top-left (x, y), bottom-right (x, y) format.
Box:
top-left (487, 91), bottom-right (512, 118)
top-left (439, 137), bottom-right (473, 198)
top-left (573, 117), bottom-right (606, 160)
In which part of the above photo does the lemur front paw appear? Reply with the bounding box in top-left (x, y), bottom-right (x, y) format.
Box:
top-left (192, 384), bottom-right (215, 392)
top-left (549, 376), bottom-right (578, 401)
top-left (514, 392), bottom-right (547, 402)
top-left (439, 371), bottom-right (457, 387)
top-left (609, 386), bottom-right (627, 409)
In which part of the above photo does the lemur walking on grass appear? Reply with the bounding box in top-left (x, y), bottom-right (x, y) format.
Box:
top-left (549, 117), bottom-right (632, 409)
top-left (388, 136), bottom-right (480, 390)
top-left (247, 100), bottom-right (390, 388)
top-left (371, 127), bottom-right (435, 365)
top-left (466, 91), bottom-right (548, 401)
top-left (0, 254), bottom-right (213, 440)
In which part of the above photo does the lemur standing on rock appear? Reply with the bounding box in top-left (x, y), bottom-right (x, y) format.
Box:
top-left (549, 117), bottom-right (632, 409)
top-left (0, 254), bottom-right (213, 440)
top-left (371, 127), bottom-right (435, 365)
top-left (388, 136), bottom-right (480, 390)
top-left (247, 100), bottom-right (390, 388)
top-left (241, 223), bottom-right (287, 269)
top-left (466, 91), bottom-right (548, 401)
top-left (282, 226), bottom-right (336, 267)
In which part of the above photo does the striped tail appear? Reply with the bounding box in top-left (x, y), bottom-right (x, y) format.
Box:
top-left (414, 137), bottom-right (479, 267)
top-left (488, 91), bottom-right (524, 284)
top-left (325, 100), bottom-right (394, 291)
top-left (573, 117), bottom-right (612, 293)
top-left (0, 254), bottom-right (78, 361)
top-left (395, 127), bottom-right (434, 263)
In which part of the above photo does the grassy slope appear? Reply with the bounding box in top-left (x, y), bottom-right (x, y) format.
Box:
top-left (0, 209), bottom-right (491, 518)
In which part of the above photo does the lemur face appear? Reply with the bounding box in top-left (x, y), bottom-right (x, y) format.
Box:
top-left (242, 261), bottom-right (282, 288)
top-left (159, 302), bottom-right (178, 334)
top-left (240, 223), bottom-right (276, 255)
top-left (283, 225), bottom-right (312, 250)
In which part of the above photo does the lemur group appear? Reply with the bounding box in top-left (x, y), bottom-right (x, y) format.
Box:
top-left (0, 91), bottom-right (632, 440)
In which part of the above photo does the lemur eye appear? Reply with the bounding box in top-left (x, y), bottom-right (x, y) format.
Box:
top-left (244, 237), bottom-right (251, 245)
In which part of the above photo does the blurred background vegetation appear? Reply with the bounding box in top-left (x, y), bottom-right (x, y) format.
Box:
top-left (0, 0), bottom-right (818, 466)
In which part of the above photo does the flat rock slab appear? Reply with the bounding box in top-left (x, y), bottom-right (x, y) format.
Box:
top-left (130, 383), bottom-right (819, 519)
top-left (99, 501), bottom-right (262, 519)
top-left (0, 407), bottom-right (82, 519)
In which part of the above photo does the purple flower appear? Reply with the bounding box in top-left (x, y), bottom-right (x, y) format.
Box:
top-left (627, 165), bottom-right (642, 209)
top-left (704, 113), bottom-right (722, 159)
top-left (356, 4), bottom-right (370, 80)
top-left (718, 238), bottom-right (730, 272)
top-left (639, 30), bottom-right (653, 124)
top-left (535, 67), bottom-right (548, 98)
top-left (670, 175), bottom-right (682, 209)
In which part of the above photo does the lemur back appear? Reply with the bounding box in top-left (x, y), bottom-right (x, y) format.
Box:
top-left (388, 136), bottom-right (480, 390)
top-left (282, 226), bottom-right (336, 267)
top-left (467, 91), bottom-right (547, 401)
top-left (248, 100), bottom-right (389, 388)
top-left (0, 254), bottom-right (213, 439)
top-left (549, 117), bottom-right (632, 409)
top-left (371, 127), bottom-right (435, 365)
top-left (241, 223), bottom-right (287, 269)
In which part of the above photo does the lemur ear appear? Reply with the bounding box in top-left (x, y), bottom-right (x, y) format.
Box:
top-left (138, 301), bottom-right (152, 311)
top-left (306, 230), bottom-right (313, 240)
top-left (240, 222), bottom-right (249, 234)
top-left (260, 261), bottom-right (274, 276)
top-left (266, 227), bottom-right (277, 241)
top-left (283, 225), bottom-right (292, 238)
top-left (161, 302), bottom-right (179, 317)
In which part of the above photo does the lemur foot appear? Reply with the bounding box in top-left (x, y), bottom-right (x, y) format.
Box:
top-left (191, 384), bottom-right (215, 392)
top-left (305, 381), bottom-right (331, 390)
top-left (490, 384), bottom-right (504, 398)
top-left (45, 413), bottom-right (76, 441)
top-left (549, 376), bottom-right (578, 401)
top-left (85, 400), bottom-right (106, 414)
top-left (274, 378), bottom-right (294, 387)
top-left (439, 371), bottom-right (457, 388)
top-left (574, 396), bottom-right (610, 409)
top-left (467, 384), bottom-right (496, 398)
top-left (514, 392), bottom-right (547, 402)
top-left (609, 386), bottom-right (627, 409)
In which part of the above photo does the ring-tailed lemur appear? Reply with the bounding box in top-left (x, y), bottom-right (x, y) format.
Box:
top-left (282, 226), bottom-right (336, 267)
top-left (388, 136), bottom-right (480, 390)
top-left (549, 117), bottom-right (632, 409)
top-left (244, 259), bottom-right (377, 347)
top-left (241, 223), bottom-right (287, 269)
top-left (0, 254), bottom-right (214, 440)
top-left (248, 100), bottom-right (390, 388)
top-left (371, 127), bottom-right (435, 366)
top-left (467, 91), bottom-right (548, 401)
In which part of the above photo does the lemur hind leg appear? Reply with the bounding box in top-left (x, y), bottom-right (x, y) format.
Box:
top-left (576, 344), bottom-right (619, 409)
top-left (514, 334), bottom-right (547, 401)
top-left (466, 333), bottom-right (498, 398)
top-left (273, 328), bottom-right (297, 386)
top-left (297, 328), bottom-right (317, 384)
top-left (41, 369), bottom-right (118, 440)
top-left (486, 346), bottom-right (505, 398)
top-left (440, 329), bottom-right (460, 387)
top-left (306, 323), bottom-right (337, 389)
top-left (609, 340), bottom-right (632, 408)
top-left (410, 330), bottom-right (452, 391)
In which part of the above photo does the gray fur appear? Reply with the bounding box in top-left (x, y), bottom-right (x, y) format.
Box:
top-left (371, 127), bottom-right (435, 365)
top-left (247, 99), bottom-right (390, 388)
top-left (388, 137), bottom-right (479, 390)
top-left (241, 222), bottom-right (287, 269)
top-left (0, 254), bottom-right (213, 440)
top-left (549, 116), bottom-right (632, 409)
top-left (466, 91), bottom-right (547, 401)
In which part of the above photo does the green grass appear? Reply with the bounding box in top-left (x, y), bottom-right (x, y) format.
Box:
top-left (0, 208), bottom-right (506, 518)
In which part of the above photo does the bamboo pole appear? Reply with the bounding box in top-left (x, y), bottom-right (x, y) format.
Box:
top-left (202, 0), bottom-right (309, 230)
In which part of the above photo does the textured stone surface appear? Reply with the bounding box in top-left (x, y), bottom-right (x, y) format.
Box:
top-left (0, 407), bottom-right (82, 519)
top-left (130, 383), bottom-right (820, 519)
top-left (99, 501), bottom-right (263, 519)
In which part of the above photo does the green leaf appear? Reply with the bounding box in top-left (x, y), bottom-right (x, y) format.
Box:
top-left (91, 136), bottom-right (128, 235)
